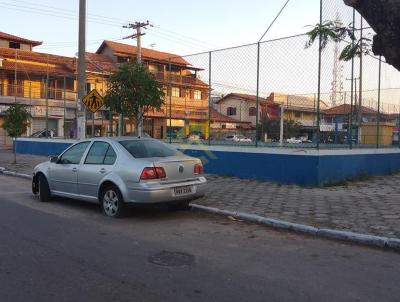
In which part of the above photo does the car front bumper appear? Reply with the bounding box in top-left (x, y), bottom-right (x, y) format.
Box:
top-left (124, 177), bottom-right (207, 204)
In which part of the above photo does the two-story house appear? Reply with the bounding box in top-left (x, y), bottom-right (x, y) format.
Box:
top-left (96, 40), bottom-right (210, 139)
top-left (1, 32), bottom-right (240, 143)
top-left (0, 32), bottom-right (113, 143)
top-left (322, 104), bottom-right (396, 145)
top-left (267, 92), bottom-right (328, 126)
top-left (214, 93), bottom-right (278, 126)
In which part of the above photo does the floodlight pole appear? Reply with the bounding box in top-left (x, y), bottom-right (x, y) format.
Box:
top-left (256, 0), bottom-right (291, 147)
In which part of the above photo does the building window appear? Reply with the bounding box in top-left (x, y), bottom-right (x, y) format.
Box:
top-left (117, 56), bottom-right (128, 63)
top-left (294, 112), bottom-right (301, 118)
top-left (249, 107), bottom-right (257, 116)
top-left (194, 90), bottom-right (202, 100)
top-left (172, 87), bottom-right (180, 97)
top-left (227, 107), bottom-right (237, 116)
top-left (9, 42), bottom-right (21, 49)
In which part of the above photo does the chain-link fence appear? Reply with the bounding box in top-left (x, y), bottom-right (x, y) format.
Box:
top-left (1, 1), bottom-right (399, 149)
top-left (155, 0), bottom-right (400, 149)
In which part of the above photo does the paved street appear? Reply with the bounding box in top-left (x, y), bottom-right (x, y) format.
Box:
top-left (0, 175), bottom-right (400, 302)
top-left (1, 150), bottom-right (400, 239)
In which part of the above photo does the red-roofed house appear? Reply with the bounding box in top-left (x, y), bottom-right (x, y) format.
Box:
top-left (96, 40), bottom-right (210, 139)
top-left (215, 93), bottom-right (280, 127)
top-left (0, 32), bottom-right (113, 141)
top-left (0, 32), bottom-right (42, 51)
top-left (1, 32), bottom-right (213, 141)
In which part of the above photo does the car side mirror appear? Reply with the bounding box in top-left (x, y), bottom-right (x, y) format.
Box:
top-left (50, 156), bottom-right (59, 163)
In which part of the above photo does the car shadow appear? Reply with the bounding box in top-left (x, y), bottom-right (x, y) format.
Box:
top-left (42, 196), bottom-right (192, 220)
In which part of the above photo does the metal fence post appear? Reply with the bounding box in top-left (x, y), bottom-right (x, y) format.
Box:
top-left (349, 8), bottom-right (356, 149)
top-left (208, 51), bottom-right (212, 146)
top-left (376, 56), bottom-right (382, 148)
top-left (397, 105), bottom-right (400, 148)
top-left (316, 0), bottom-right (323, 150)
top-left (109, 111), bottom-right (113, 137)
top-left (279, 104), bottom-right (284, 146)
top-left (255, 42), bottom-right (260, 147)
top-left (63, 77), bottom-right (66, 139)
top-left (168, 60), bottom-right (172, 144)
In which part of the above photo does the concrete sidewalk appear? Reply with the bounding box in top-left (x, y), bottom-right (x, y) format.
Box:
top-left (1, 149), bottom-right (400, 240)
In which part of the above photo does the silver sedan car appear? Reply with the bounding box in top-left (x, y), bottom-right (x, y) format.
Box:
top-left (32, 137), bottom-right (207, 217)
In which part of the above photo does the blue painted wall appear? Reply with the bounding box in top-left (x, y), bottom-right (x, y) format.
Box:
top-left (181, 149), bottom-right (319, 186)
top-left (16, 140), bottom-right (72, 157)
top-left (14, 139), bottom-right (400, 186)
top-left (318, 153), bottom-right (400, 184)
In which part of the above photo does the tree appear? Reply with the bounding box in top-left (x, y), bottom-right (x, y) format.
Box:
top-left (1, 104), bottom-right (32, 164)
top-left (305, 20), bottom-right (355, 50)
top-left (258, 118), bottom-right (302, 141)
top-left (305, 20), bottom-right (371, 61)
top-left (104, 61), bottom-right (165, 136)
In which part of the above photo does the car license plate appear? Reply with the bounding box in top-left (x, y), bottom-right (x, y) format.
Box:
top-left (173, 186), bottom-right (193, 196)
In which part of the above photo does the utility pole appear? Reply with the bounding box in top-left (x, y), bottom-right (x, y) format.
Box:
top-left (76, 0), bottom-right (87, 140)
top-left (14, 49), bottom-right (17, 104)
top-left (123, 21), bottom-right (152, 137)
top-left (45, 55), bottom-right (49, 137)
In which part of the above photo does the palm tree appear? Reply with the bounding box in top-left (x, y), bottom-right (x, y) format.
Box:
top-left (305, 20), bottom-right (370, 61)
top-left (305, 20), bottom-right (355, 51)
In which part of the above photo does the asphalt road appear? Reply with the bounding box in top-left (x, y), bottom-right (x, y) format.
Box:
top-left (0, 175), bottom-right (399, 302)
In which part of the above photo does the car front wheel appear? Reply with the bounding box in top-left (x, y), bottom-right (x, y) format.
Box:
top-left (100, 185), bottom-right (126, 218)
top-left (38, 174), bottom-right (51, 202)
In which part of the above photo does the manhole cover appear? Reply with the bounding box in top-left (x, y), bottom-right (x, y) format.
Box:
top-left (148, 251), bottom-right (195, 267)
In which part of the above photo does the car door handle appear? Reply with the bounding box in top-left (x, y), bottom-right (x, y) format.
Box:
top-left (99, 168), bottom-right (106, 174)
top-left (72, 168), bottom-right (78, 173)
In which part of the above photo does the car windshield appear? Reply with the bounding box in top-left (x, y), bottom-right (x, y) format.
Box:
top-left (119, 139), bottom-right (182, 158)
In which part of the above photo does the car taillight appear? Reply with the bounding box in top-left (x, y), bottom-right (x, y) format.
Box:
top-left (194, 163), bottom-right (203, 175)
top-left (155, 167), bottom-right (166, 178)
top-left (140, 167), bottom-right (166, 180)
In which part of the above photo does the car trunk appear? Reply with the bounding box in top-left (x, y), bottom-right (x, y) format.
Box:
top-left (151, 156), bottom-right (199, 181)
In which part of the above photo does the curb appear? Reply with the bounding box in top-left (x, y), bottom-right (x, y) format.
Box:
top-left (190, 204), bottom-right (400, 252)
top-left (0, 168), bottom-right (33, 180)
top-left (1, 170), bottom-right (399, 252)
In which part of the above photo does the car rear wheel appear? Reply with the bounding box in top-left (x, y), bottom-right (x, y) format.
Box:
top-left (38, 174), bottom-right (51, 202)
top-left (100, 185), bottom-right (126, 218)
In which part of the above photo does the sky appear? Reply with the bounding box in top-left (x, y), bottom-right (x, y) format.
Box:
top-left (1, 0), bottom-right (400, 108)
top-left (1, 0), bottom-right (320, 56)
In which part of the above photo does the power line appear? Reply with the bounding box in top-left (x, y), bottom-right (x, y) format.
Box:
top-left (152, 25), bottom-right (220, 49)
top-left (1, 0), bottom-right (221, 51)
top-left (10, 0), bottom-right (129, 24)
top-left (148, 30), bottom-right (212, 52)
top-left (0, 2), bottom-right (122, 27)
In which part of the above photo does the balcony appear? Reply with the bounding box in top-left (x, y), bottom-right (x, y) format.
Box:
top-left (0, 84), bottom-right (77, 102)
top-left (150, 71), bottom-right (206, 87)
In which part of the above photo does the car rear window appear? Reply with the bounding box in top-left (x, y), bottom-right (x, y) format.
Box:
top-left (119, 140), bottom-right (182, 158)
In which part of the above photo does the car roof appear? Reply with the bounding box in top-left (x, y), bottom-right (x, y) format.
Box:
top-left (77, 136), bottom-right (155, 143)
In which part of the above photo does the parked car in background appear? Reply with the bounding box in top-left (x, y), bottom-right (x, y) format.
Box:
top-left (187, 131), bottom-right (205, 141)
top-left (224, 135), bottom-right (252, 142)
top-left (187, 133), bottom-right (201, 141)
top-left (286, 137), bottom-right (303, 144)
top-left (30, 129), bottom-right (52, 138)
top-left (32, 138), bottom-right (207, 218)
top-left (124, 131), bottom-right (151, 138)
